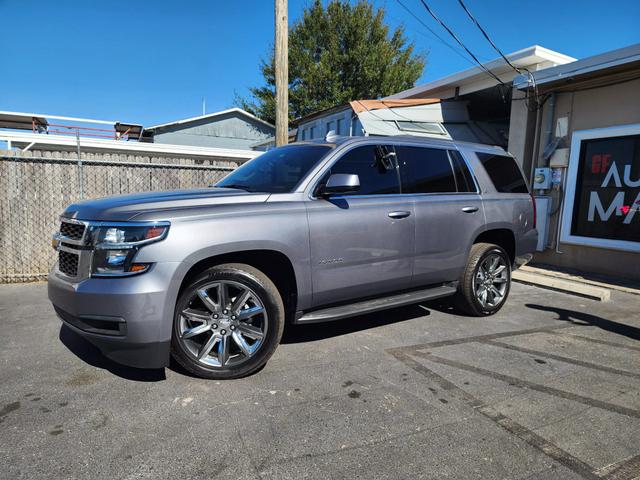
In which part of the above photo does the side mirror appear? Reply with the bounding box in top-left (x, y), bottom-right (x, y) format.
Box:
top-left (319, 173), bottom-right (360, 196)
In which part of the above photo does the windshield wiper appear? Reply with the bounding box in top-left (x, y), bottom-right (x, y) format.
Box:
top-left (214, 184), bottom-right (254, 192)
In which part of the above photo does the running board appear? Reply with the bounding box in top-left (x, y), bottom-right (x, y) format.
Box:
top-left (296, 284), bottom-right (457, 324)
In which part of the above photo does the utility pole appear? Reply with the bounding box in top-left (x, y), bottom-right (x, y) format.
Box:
top-left (275, 0), bottom-right (288, 146)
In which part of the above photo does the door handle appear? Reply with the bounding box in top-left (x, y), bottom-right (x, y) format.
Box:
top-left (388, 210), bottom-right (411, 219)
top-left (461, 206), bottom-right (479, 213)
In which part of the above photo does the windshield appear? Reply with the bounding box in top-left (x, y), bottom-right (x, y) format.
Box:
top-left (216, 144), bottom-right (333, 193)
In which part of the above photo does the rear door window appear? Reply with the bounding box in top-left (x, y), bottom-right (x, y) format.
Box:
top-left (395, 146), bottom-right (457, 194)
top-left (476, 152), bottom-right (529, 193)
top-left (450, 150), bottom-right (477, 193)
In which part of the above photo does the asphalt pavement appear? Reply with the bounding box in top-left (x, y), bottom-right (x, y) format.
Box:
top-left (1, 281), bottom-right (639, 480)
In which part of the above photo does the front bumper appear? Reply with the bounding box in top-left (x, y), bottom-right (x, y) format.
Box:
top-left (48, 261), bottom-right (186, 369)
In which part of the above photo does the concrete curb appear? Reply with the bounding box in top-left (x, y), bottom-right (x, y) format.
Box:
top-left (521, 265), bottom-right (640, 296)
top-left (512, 270), bottom-right (611, 302)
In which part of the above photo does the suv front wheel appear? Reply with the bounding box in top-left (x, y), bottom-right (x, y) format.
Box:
top-left (171, 263), bottom-right (285, 379)
top-left (455, 243), bottom-right (511, 316)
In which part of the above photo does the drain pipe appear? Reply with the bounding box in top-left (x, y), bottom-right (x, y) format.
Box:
top-left (541, 93), bottom-right (561, 251)
top-left (542, 93), bottom-right (556, 164)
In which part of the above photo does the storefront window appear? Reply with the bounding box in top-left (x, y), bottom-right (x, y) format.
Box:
top-left (562, 128), bottom-right (640, 251)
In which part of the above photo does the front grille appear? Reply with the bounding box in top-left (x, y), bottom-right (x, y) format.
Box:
top-left (60, 220), bottom-right (85, 240)
top-left (58, 250), bottom-right (79, 277)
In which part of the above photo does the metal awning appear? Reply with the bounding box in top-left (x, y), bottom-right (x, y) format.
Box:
top-left (0, 111), bottom-right (143, 141)
top-left (114, 122), bottom-right (144, 140)
top-left (0, 112), bottom-right (48, 130)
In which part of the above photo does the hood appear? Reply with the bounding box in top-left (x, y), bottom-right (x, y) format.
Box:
top-left (62, 188), bottom-right (271, 222)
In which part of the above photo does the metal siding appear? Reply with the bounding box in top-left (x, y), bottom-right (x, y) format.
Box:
top-left (152, 113), bottom-right (274, 150)
top-left (296, 107), bottom-right (355, 141)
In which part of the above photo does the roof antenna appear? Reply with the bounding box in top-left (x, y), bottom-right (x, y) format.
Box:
top-left (202, 97), bottom-right (206, 115)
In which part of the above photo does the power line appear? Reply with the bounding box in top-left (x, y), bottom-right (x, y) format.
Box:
top-left (455, 0), bottom-right (522, 74)
top-left (415, 0), bottom-right (506, 87)
top-left (454, 0), bottom-right (540, 110)
top-left (395, 0), bottom-right (475, 67)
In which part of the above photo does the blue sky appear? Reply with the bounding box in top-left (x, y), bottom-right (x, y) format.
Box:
top-left (1, 0), bottom-right (638, 126)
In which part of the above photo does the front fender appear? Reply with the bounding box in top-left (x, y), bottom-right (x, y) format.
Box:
top-left (135, 207), bottom-right (312, 312)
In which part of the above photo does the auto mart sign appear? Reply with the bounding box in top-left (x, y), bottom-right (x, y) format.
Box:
top-left (562, 125), bottom-right (640, 252)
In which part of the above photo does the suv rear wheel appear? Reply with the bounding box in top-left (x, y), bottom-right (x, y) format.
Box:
top-left (455, 243), bottom-right (511, 316)
top-left (171, 263), bottom-right (285, 379)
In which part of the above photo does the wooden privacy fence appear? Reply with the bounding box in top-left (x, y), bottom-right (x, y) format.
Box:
top-left (0, 149), bottom-right (238, 283)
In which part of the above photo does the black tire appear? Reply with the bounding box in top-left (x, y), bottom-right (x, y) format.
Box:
top-left (454, 243), bottom-right (512, 316)
top-left (171, 263), bottom-right (285, 379)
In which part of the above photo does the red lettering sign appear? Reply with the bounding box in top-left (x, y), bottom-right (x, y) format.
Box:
top-left (591, 153), bottom-right (612, 174)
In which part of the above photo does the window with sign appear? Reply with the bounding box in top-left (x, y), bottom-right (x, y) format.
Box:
top-left (570, 134), bottom-right (640, 244)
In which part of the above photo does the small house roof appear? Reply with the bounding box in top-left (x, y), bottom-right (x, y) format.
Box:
top-left (145, 108), bottom-right (275, 131)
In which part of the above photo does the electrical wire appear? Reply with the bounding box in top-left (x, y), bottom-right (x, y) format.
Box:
top-left (395, 0), bottom-right (475, 67)
top-left (455, 0), bottom-right (522, 74)
top-left (415, 0), bottom-right (506, 87)
top-left (454, 0), bottom-right (540, 110)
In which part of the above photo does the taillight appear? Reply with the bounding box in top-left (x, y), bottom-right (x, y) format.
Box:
top-left (530, 193), bottom-right (537, 229)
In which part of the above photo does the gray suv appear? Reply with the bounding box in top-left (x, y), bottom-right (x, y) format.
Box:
top-left (48, 136), bottom-right (537, 379)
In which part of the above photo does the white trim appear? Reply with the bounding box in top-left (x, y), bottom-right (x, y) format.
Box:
top-left (0, 131), bottom-right (259, 160)
top-left (386, 45), bottom-right (575, 100)
top-left (145, 108), bottom-right (275, 131)
top-left (560, 123), bottom-right (640, 253)
top-left (514, 43), bottom-right (640, 89)
top-left (0, 110), bottom-right (117, 125)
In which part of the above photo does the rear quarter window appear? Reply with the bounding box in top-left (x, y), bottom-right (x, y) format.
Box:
top-left (476, 153), bottom-right (529, 194)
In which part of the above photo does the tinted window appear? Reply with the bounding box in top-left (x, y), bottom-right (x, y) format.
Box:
top-left (323, 145), bottom-right (399, 195)
top-left (450, 150), bottom-right (477, 193)
top-left (217, 144), bottom-right (331, 193)
top-left (396, 146), bottom-right (456, 193)
top-left (477, 153), bottom-right (529, 193)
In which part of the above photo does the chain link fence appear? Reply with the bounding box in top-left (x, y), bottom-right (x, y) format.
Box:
top-left (0, 149), bottom-right (239, 283)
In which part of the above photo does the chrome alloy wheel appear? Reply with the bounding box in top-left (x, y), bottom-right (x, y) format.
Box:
top-left (178, 280), bottom-right (268, 368)
top-left (473, 253), bottom-right (509, 309)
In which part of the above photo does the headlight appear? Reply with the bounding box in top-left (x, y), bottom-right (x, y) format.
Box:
top-left (89, 223), bottom-right (169, 276)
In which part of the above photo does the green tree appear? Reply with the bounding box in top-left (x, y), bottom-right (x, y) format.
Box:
top-left (237, 0), bottom-right (425, 124)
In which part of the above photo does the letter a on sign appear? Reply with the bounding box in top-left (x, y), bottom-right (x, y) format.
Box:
top-left (588, 191), bottom-right (624, 222)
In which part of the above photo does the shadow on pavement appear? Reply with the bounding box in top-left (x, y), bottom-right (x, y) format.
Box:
top-left (282, 303), bottom-right (431, 344)
top-left (526, 303), bottom-right (640, 341)
top-left (59, 325), bottom-right (166, 382)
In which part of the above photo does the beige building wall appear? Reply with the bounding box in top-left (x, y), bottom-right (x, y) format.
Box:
top-left (515, 77), bottom-right (640, 280)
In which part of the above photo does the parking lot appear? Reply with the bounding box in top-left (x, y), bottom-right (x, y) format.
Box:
top-left (1, 281), bottom-right (639, 480)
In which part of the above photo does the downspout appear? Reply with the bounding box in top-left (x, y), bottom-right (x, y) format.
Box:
top-left (529, 106), bottom-right (543, 184)
top-left (530, 93), bottom-right (556, 182)
top-left (542, 93), bottom-right (556, 166)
